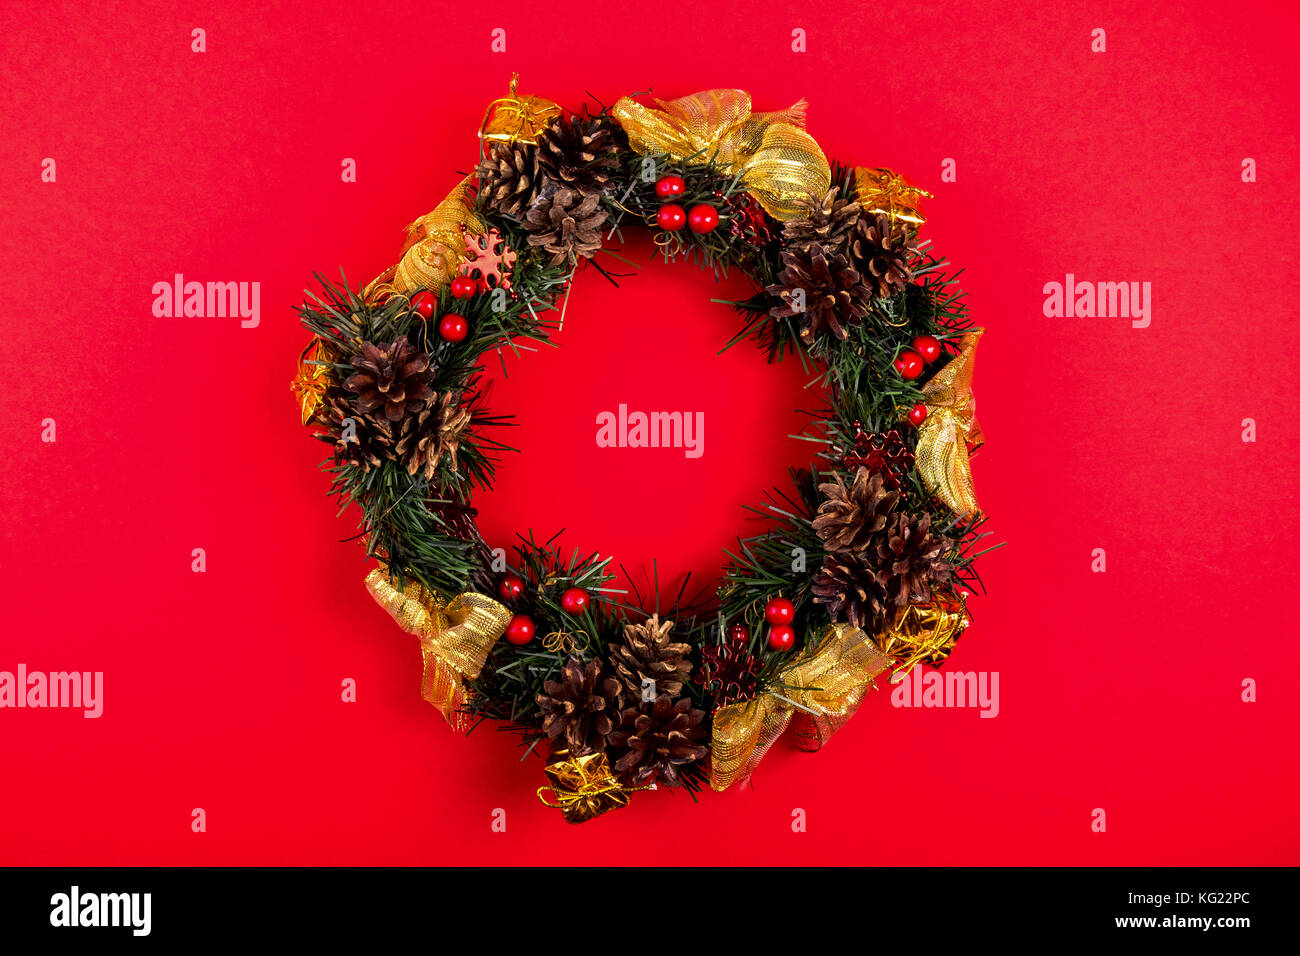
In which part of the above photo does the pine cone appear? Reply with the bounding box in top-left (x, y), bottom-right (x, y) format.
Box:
top-left (316, 387), bottom-right (385, 471)
top-left (811, 468), bottom-right (900, 553)
top-left (393, 390), bottom-right (472, 479)
top-left (608, 696), bottom-right (709, 788)
top-left (876, 512), bottom-right (957, 608)
top-left (767, 247), bottom-right (870, 344)
top-left (811, 550), bottom-right (889, 633)
top-left (343, 338), bottom-right (433, 423)
top-left (782, 187), bottom-right (862, 258)
top-left (523, 187), bottom-right (606, 265)
top-left (535, 115), bottom-right (619, 197)
top-left (608, 614), bottom-right (693, 700)
top-left (476, 141), bottom-right (539, 220)
top-left (849, 211), bottom-right (919, 300)
top-left (536, 658), bottom-right (624, 756)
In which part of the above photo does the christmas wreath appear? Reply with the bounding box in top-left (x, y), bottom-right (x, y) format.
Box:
top-left (292, 78), bottom-right (996, 823)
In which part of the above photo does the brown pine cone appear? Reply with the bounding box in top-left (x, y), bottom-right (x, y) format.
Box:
top-left (523, 186), bottom-right (606, 265)
top-left (849, 211), bottom-right (919, 300)
top-left (535, 115), bottom-right (619, 197)
top-left (782, 187), bottom-right (862, 258)
top-left (393, 390), bottom-right (472, 480)
top-left (876, 512), bottom-right (957, 608)
top-left (811, 550), bottom-right (889, 633)
top-left (812, 468), bottom-right (900, 553)
top-left (476, 141), bottom-right (539, 220)
top-left (608, 696), bottom-right (709, 788)
top-left (343, 338), bottom-right (433, 423)
top-left (767, 247), bottom-right (870, 344)
top-left (608, 614), bottom-right (693, 700)
top-left (536, 658), bottom-right (624, 756)
top-left (315, 387), bottom-right (386, 471)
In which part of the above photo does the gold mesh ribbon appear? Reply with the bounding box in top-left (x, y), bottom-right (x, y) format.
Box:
top-left (479, 73), bottom-right (561, 146)
top-left (854, 166), bottom-right (933, 228)
top-left (878, 586), bottom-right (970, 679)
top-left (610, 89), bottom-right (830, 221)
top-left (537, 749), bottom-right (651, 824)
top-left (915, 329), bottom-right (984, 516)
top-left (290, 337), bottom-right (334, 425)
top-left (709, 624), bottom-right (891, 792)
top-left (364, 568), bottom-right (511, 732)
top-left (367, 175), bottom-right (488, 299)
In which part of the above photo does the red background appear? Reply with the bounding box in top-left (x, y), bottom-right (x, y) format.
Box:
top-left (2, 0), bottom-right (1297, 865)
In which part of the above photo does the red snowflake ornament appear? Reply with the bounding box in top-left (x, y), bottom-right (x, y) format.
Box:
top-left (458, 228), bottom-right (516, 294)
top-left (841, 424), bottom-right (915, 490)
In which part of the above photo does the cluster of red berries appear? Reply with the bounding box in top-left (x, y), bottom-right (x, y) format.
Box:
top-left (408, 280), bottom-right (477, 344)
top-left (653, 175), bottom-right (719, 234)
top-left (893, 335), bottom-right (945, 426)
top-left (495, 573), bottom-right (590, 646)
top-left (728, 596), bottom-right (799, 653)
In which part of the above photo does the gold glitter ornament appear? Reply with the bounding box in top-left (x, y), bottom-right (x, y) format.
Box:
top-left (854, 166), bottom-right (933, 228)
top-left (479, 73), bottom-right (561, 147)
top-left (537, 749), bottom-right (652, 824)
top-left (878, 587), bottom-right (970, 680)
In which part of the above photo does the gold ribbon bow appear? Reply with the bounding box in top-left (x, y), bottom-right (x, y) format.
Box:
top-left (364, 568), bottom-right (511, 731)
top-left (537, 749), bottom-right (652, 824)
top-left (479, 73), bottom-right (561, 147)
top-left (854, 166), bottom-right (933, 228)
top-left (709, 624), bottom-right (891, 792)
top-left (367, 175), bottom-right (488, 299)
top-left (915, 330), bottom-right (985, 517)
top-left (611, 89), bottom-right (830, 221)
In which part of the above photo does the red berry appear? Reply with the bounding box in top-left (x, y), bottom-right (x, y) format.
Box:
top-left (560, 587), bottom-right (589, 615)
top-left (438, 313), bottom-right (469, 342)
top-left (687, 204), bottom-right (719, 234)
top-left (764, 597), bottom-right (795, 625)
top-left (505, 614), bottom-right (535, 646)
top-left (894, 350), bottom-right (924, 380)
top-left (410, 291), bottom-right (437, 318)
top-left (655, 175), bottom-right (686, 198)
top-left (728, 621), bottom-right (751, 643)
top-left (907, 403), bottom-right (928, 426)
top-left (498, 573), bottom-right (524, 603)
top-left (449, 275), bottom-right (477, 299)
top-left (913, 335), bottom-right (942, 363)
top-left (767, 625), bottom-right (796, 652)
top-left (657, 203), bottom-right (687, 231)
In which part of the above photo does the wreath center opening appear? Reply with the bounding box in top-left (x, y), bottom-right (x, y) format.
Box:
top-left (474, 231), bottom-right (813, 592)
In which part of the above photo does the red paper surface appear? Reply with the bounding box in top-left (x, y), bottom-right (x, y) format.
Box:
top-left (1, 0), bottom-right (1297, 865)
